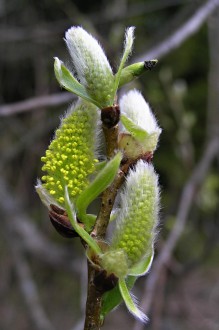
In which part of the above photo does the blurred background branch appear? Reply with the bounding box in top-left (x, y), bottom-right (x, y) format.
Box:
top-left (0, 92), bottom-right (75, 116)
top-left (135, 0), bottom-right (219, 60)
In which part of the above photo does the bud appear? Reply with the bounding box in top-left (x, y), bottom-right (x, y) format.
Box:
top-left (119, 60), bottom-right (158, 88)
top-left (118, 90), bottom-right (161, 158)
top-left (38, 100), bottom-right (99, 207)
top-left (65, 27), bottom-right (115, 108)
top-left (101, 160), bottom-right (159, 277)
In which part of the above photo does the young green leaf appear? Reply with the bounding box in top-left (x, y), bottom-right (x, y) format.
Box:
top-left (121, 114), bottom-right (149, 142)
top-left (54, 57), bottom-right (101, 107)
top-left (113, 27), bottom-right (135, 97)
top-left (118, 62), bottom-right (145, 88)
top-left (119, 278), bottom-right (148, 323)
top-left (118, 60), bottom-right (158, 88)
top-left (100, 276), bottom-right (136, 320)
top-left (128, 248), bottom-right (154, 276)
top-left (94, 160), bottom-right (107, 172)
top-left (64, 186), bottom-right (101, 255)
top-left (76, 153), bottom-right (122, 223)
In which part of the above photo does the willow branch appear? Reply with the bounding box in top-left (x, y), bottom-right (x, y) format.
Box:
top-left (84, 109), bottom-right (126, 329)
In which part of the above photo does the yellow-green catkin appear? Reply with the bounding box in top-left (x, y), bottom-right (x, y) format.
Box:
top-left (109, 160), bottom-right (159, 273)
top-left (41, 100), bottom-right (99, 206)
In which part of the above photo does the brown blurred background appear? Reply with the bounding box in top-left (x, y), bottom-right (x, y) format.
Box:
top-left (0, 0), bottom-right (219, 329)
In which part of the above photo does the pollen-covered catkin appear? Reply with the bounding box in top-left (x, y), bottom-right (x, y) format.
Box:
top-left (41, 101), bottom-right (99, 206)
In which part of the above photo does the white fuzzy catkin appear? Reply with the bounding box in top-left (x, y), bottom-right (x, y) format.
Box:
top-left (65, 27), bottom-right (115, 107)
top-left (118, 89), bottom-right (162, 156)
top-left (120, 89), bottom-right (161, 135)
top-left (111, 160), bottom-right (159, 267)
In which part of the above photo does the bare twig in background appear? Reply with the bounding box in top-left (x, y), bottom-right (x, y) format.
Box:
top-left (70, 259), bottom-right (87, 330)
top-left (5, 232), bottom-right (55, 330)
top-left (0, 92), bottom-right (75, 117)
top-left (0, 177), bottom-right (80, 274)
top-left (150, 267), bottom-right (167, 330)
top-left (0, 118), bottom-right (57, 170)
top-left (0, 20), bottom-right (68, 43)
top-left (93, 0), bottom-right (194, 24)
top-left (1, 1), bottom-right (218, 117)
top-left (135, 0), bottom-right (219, 61)
top-left (159, 70), bottom-right (195, 169)
top-left (133, 135), bottom-right (219, 330)
top-left (207, 6), bottom-right (219, 138)
top-left (1, 182), bottom-right (54, 330)
top-left (0, 1), bottom-right (193, 43)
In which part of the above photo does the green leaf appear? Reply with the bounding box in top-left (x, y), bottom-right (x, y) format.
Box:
top-left (76, 153), bottom-right (122, 226)
top-left (100, 276), bottom-right (136, 320)
top-left (113, 27), bottom-right (134, 97)
top-left (64, 186), bottom-right (101, 255)
top-left (119, 278), bottom-right (148, 323)
top-left (128, 248), bottom-right (154, 276)
top-left (81, 214), bottom-right (97, 232)
top-left (94, 160), bottom-right (107, 172)
top-left (121, 114), bottom-right (148, 142)
top-left (54, 57), bottom-right (101, 108)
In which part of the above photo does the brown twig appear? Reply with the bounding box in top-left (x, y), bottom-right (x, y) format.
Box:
top-left (83, 105), bottom-right (126, 329)
top-left (83, 261), bottom-right (104, 330)
top-left (93, 168), bottom-right (125, 239)
top-left (83, 170), bottom-right (125, 329)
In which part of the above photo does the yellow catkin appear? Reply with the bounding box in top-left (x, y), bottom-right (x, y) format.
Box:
top-left (41, 101), bottom-right (99, 206)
